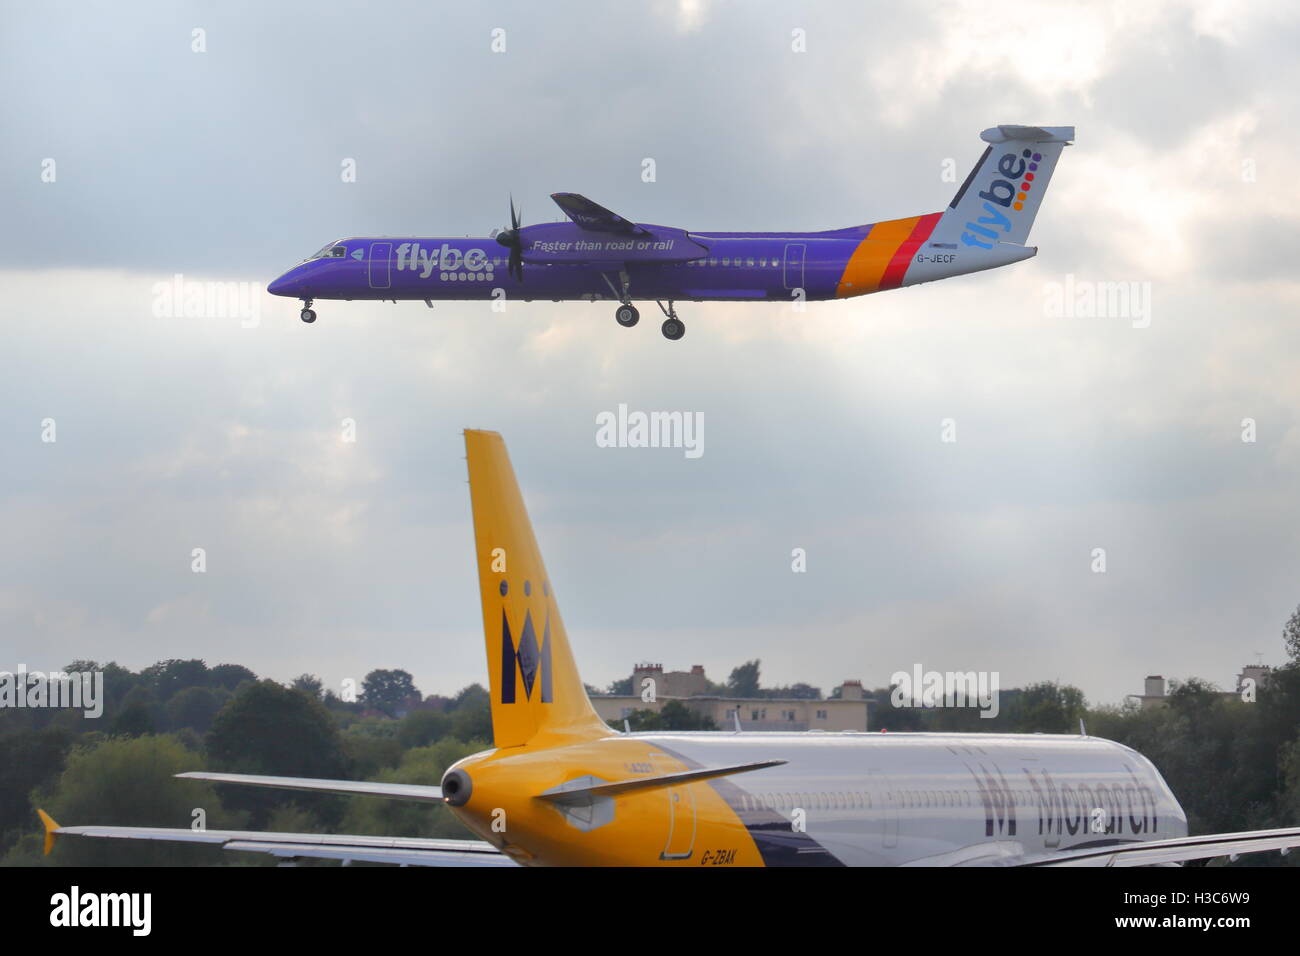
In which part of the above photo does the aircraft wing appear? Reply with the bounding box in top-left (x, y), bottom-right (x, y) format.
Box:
top-left (1022, 826), bottom-right (1300, 866)
top-left (175, 771), bottom-right (445, 803)
top-left (37, 810), bottom-right (515, 866)
top-left (550, 192), bottom-right (649, 235)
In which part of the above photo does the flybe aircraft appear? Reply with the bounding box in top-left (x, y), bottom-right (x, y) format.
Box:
top-left (39, 433), bottom-right (1300, 866)
top-left (268, 125), bottom-right (1072, 340)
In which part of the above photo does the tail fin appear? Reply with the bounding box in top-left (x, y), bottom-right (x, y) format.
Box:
top-left (464, 430), bottom-right (609, 749)
top-left (931, 125), bottom-right (1074, 247)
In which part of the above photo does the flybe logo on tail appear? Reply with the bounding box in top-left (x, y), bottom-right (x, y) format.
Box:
top-left (499, 582), bottom-right (553, 704)
top-left (960, 148), bottom-right (1043, 250)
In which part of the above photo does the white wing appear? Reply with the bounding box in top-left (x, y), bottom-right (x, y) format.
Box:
top-left (1024, 827), bottom-right (1300, 866)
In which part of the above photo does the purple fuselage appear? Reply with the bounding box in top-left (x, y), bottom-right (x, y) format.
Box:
top-left (267, 225), bottom-right (875, 304)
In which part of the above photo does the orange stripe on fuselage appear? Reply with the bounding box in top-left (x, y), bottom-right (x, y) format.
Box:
top-left (835, 213), bottom-right (940, 298)
top-left (879, 212), bottom-right (942, 290)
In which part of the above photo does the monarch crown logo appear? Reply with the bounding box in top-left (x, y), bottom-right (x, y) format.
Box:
top-left (499, 578), bottom-right (553, 704)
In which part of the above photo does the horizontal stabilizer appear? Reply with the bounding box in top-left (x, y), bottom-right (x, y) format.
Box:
top-left (537, 759), bottom-right (786, 803)
top-left (980, 125), bottom-right (1074, 144)
top-left (176, 771), bottom-right (444, 803)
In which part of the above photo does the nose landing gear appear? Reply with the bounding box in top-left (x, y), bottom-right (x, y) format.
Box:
top-left (300, 299), bottom-right (317, 324)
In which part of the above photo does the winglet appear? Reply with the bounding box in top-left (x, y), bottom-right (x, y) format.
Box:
top-left (37, 809), bottom-right (60, 856)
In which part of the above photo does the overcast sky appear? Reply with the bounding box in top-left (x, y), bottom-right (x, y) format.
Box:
top-left (3, 0), bottom-right (1299, 708)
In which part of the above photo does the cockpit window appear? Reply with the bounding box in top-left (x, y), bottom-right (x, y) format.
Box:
top-left (309, 242), bottom-right (348, 260)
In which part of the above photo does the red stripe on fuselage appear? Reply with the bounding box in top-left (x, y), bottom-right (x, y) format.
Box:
top-left (877, 213), bottom-right (943, 291)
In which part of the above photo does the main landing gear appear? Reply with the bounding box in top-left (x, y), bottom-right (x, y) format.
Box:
top-left (606, 271), bottom-right (640, 329)
top-left (656, 300), bottom-right (685, 340)
top-left (300, 299), bottom-right (317, 324)
top-left (602, 270), bottom-right (685, 340)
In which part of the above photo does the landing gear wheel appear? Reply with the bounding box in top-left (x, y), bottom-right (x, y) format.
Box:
top-left (300, 308), bottom-right (317, 324)
top-left (615, 304), bottom-right (640, 328)
top-left (661, 317), bottom-right (685, 341)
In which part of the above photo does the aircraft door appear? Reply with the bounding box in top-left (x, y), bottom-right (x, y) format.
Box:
top-left (369, 242), bottom-right (392, 289)
top-left (783, 243), bottom-right (806, 291)
top-left (650, 751), bottom-right (696, 860)
top-left (661, 785), bottom-right (697, 860)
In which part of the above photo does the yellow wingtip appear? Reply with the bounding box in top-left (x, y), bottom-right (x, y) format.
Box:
top-left (37, 809), bottom-right (59, 856)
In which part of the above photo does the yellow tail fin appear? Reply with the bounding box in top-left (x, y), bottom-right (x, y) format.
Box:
top-left (464, 430), bottom-right (610, 749)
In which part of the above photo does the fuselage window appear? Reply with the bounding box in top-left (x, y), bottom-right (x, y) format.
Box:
top-left (746, 258), bottom-right (755, 267)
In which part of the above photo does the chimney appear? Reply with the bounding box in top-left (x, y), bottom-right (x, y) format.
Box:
top-left (838, 680), bottom-right (865, 700)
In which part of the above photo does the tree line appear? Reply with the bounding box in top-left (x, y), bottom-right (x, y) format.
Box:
top-left (3, 603), bottom-right (1299, 865)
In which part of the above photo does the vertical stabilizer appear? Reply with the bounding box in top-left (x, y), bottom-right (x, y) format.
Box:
top-left (464, 430), bottom-right (610, 749)
top-left (931, 125), bottom-right (1074, 247)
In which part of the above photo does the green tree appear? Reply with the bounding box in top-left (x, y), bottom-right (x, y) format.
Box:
top-left (1283, 604), bottom-right (1300, 662)
top-left (292, 674), bottom-right (324, 699)
top-left (728, 660), bottom-right (761, 698)
top-left (208, 663), bottom-right (258, 692)
top-left (342, 731), bottom-right (404, 779)
top-left (361, 669), bottom-right (420, 717)
top-left (31, 735), bottom-right (239, 866)
top-left (141, 659), bottom-right (209, 702)
top-left (340, 739), bottom-right (486, 840)
top-left (207, 680), bottom-right (348, 827)
top-left (449, 684), bottom-right (492, 742)
top-left (1009, 681), bottom-right (1086, 733)
top-left (619, 701), bottom-right (717, 731)
top-left (397, 710), bottom-right (452, 750)
top-left (111, 686), bottom-right (157, 737)
top-left (64, 661), bottom-right (138, 723)
top-left (0, 727), bottom-right (72, 854)
top-left (164, 685), bottom-right (224, 734)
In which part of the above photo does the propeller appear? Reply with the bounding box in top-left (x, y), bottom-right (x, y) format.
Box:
top-left (495, 195), bottom-right (525, 282)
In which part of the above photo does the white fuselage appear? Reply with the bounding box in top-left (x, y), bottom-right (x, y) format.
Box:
top-left (634, 731), bottom-right (1187, 866)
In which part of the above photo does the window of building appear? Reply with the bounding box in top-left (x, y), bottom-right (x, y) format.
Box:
top-left (817, 709), bottom-right (828, 720)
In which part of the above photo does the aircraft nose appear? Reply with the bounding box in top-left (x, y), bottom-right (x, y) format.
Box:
top-left (267, 271), bottom-right (300, 297)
